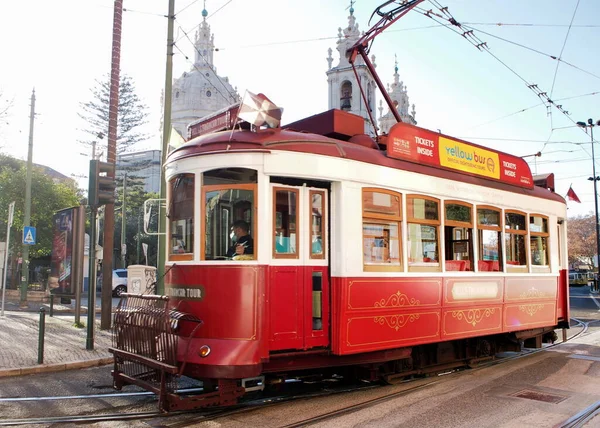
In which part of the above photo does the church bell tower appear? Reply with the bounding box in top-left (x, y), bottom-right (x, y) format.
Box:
top-left (326, 4), bottom-right (378, 136)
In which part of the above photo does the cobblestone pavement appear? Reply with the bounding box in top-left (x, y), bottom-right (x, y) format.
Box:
top-left (0, 300), bottom-right (113, 377)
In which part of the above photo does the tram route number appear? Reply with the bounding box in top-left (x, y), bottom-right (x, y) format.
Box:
top-left (165, 285), bottom-right (205, 300)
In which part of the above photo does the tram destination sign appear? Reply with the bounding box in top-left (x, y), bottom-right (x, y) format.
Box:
top-left (387, 122), bottom-right (534, 189)
top-left (188, 103), bottom-right (241, 139)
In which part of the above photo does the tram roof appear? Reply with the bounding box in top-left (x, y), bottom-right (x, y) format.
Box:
top-left (167, 126), bottom-right (565, 205)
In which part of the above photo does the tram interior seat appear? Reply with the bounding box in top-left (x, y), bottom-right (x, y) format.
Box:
top-left (478, 260), bottom-right (500, 272)
top-left (446, 260), bottom-right (468, 271)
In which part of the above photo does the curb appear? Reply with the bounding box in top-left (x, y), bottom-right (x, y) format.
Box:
top-left (0, 357), bottom-right (113, 378)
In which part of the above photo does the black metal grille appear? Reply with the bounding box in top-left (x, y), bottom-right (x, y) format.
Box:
top-left (112, 294), bottom-right (201, 393)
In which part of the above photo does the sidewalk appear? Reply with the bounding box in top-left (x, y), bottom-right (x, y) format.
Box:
top-left (0, 299), bottom-right (113, 378)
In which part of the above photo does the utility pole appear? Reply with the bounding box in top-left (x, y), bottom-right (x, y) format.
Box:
top-left (121, 172), bottom-right (127, 268)
top-left (157, 0), bottom-right (175, 295)
top-left (577, 119), bottom-right (600, 292)
top-left (101, 0), bottom-right (123, 330)
top-left (20, 89), bottom-right (36, 307)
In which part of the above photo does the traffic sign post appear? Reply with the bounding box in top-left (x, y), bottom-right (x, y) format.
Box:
top-left (23, 226), bottom-right (36, 245)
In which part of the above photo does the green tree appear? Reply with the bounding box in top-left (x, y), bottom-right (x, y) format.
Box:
top-left (78, 74), bottom-right (149, 155)
top-left (567, 213), bottom-right (597, 269)
top-left (0, 155), bottom-right (81, 258)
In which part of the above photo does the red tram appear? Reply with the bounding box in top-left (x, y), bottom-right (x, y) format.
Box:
top-left (110, 108), bottom-right (569, 411)
top-left (109, 1), bottom-right (568, 411)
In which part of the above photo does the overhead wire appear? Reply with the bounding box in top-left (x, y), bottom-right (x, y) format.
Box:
top-left (548, 0), bottom-right (581, 129)
top-left (462, 22), bottom-right (600, 28)
top-left (174, 0), bottom-right (234, 45)
top-left (172, 40), bottom-right (238, 104)
top-left (466, 90), bottom-right (600, 131)
top-left (173, 18), bottom-right (239, 103)
top-left (459, 25), bottom-right (600, 82)
top-left (175, 0), bottom-right (200, 16)
top-left (417, 0), bottom-right (598, 171)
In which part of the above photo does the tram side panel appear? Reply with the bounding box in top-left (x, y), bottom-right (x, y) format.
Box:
top-left (166, 264), bottom-right (268, 379)
top-left (330, 274), bottom-right (560, 356)
top-left (331, 276), bottom-right (443, 355)
top-left (441, 276), bottom-right (504, 339)
top-left (503, 276), bottom-right (558, 331)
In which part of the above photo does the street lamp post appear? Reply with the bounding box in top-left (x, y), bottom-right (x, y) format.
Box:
top-left (577, 118), bottom-right (600, 292)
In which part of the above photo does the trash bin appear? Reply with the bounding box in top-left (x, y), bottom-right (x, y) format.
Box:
top-left (127, 265), bottom-right (157, 295)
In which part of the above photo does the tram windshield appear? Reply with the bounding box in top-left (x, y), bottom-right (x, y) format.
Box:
top-left (168, 174), bottom-right (194, 260)
top-left (203, 168), bottom-right (257, 260)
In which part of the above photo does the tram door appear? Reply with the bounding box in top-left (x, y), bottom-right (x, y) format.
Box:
top-left (269, 185), bottom-right (330, 351)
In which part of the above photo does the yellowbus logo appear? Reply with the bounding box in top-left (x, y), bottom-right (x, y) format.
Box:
top-left (438, 137), bottom-right (500, 179)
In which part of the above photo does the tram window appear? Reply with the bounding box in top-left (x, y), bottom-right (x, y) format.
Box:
top-left (477, 206), bottom-right (502, 272)
top-left (363, 222), bottom-right (401, 266)
top-left (274, 188), bottom-right (299, 258)
top-left (407, 195), bottom-right (440, 272)
top-left (444, 202), bottom-right (473, 271)
top-left (168, 174), bottom-right (194, 260)
top-left (505, 211), bottom-right (527, 269)
top-left (203, 185), bottom-right (255, 261)
top-left (362, 189), bottom-right (402, 271)
top-left (202, 168), bottom-right (256, 261)
top-left (310, 191), bottom-right (326, 259)
top-left (530, 215), bottom-right (550, 269)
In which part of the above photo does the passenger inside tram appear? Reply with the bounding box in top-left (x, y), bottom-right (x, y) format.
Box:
top-left (226, 220), bottom-right (254, 258)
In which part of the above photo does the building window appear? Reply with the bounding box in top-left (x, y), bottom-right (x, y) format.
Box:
top-left (168, 174), bottom-right (194, 261)
top-left (477, 206), bottom-right (502, 272)
top-left (206, 90), bottom-right (212, 97)
top-left (505, 211), bottom-right (527, 270)
top-left (530, 215), bottom-right (549, 269)
top-left (407, 195), bottom-right (440, 271)
top-left (340, 81), bottom-right (352, 111)
top-left (362, 188), bottom-right (402, 271)
top-left (444, 201), bottom-right (473, 271)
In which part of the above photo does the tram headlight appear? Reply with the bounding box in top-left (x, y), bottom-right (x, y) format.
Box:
top-left (198, 345), bottom-right (211, 358)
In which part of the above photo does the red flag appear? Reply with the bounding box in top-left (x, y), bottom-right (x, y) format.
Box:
top-left (238, 91), bottom-right (283, 128)
top-left (566, 186), bottom-right (581, 203)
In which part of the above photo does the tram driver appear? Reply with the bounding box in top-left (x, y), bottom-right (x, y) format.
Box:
top-left (226, 220), bottom-right (254, 258)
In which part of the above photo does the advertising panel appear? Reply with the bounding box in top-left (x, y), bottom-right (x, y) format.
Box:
top-left (49, 207), bottom-right (75, 295)
top-left (387, 122), bottom-right (533, 189)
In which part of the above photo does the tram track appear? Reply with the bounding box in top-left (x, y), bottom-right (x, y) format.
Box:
top-left (558, 399), bottom-right (600, 428)
top-left (0, 321), bottom-right (590, 427)
top-left (277, 320), bottom-right (593, 428)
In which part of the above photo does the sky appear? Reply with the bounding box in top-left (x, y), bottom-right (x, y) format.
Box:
top-left (1, 0), bottom-right (599, 219)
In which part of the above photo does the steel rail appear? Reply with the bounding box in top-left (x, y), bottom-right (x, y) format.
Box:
top-left (275, 321), bottom-right (589, 428)
top-left (0, 387), bottom-right (203, 403)
top-left (557, 399), bottom-right (600, 428)
top-left (0, 411), bottom-right (163, 426)
top-left (280, 380), bottom-right (440, 428)
top-left (1, 321), bottom-right (586, 426)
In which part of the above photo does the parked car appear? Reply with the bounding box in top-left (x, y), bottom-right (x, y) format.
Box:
top-left (112, 269), bottom-right (128, 297)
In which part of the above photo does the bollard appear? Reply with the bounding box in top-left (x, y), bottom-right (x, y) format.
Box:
top-left (49, 294), bottom-right (54, 317)
top-left (38, 307), bottom-right (46, 364)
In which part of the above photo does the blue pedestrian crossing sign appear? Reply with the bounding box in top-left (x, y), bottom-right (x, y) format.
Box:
top-left (23, 226), bottom-right (36, 245)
